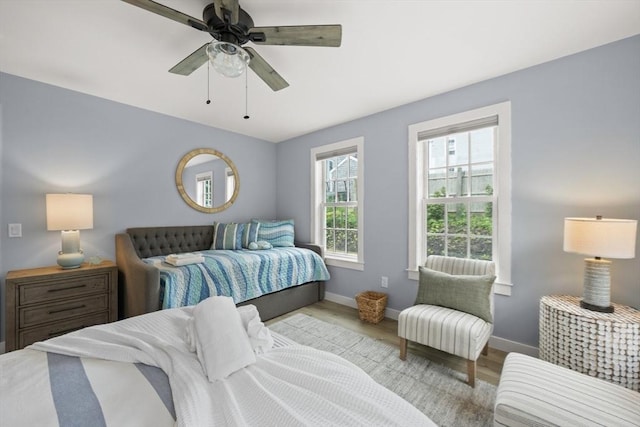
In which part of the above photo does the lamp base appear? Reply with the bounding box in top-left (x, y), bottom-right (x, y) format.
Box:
top-left (57, 230), bottom-right (84, 269)
top-left (57, 251), bottom-right (84, 269)
top-left (582, 258), bottom-right (613, 311)
top-left (580, 300), bottom-right (614, 313)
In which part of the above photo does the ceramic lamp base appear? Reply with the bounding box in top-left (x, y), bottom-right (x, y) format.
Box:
top-left (581, 258), bottom-right (614, 313)
top-left (58, 230), bottom-right (84, 269)
top-left (57, 251), bottom-right (84, 269)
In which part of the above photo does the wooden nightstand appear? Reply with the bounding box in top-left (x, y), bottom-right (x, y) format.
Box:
top-left (5, 260), bottom-right (118, 351)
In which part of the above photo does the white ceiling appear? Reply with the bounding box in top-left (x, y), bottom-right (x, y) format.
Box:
top-left (1, 1), bottom-right (639, 142)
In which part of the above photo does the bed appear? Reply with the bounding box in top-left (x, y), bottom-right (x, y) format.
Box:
top-left (116, 225), bottom-right (329, 320)
top-left (0, 300), bottom-right (436, 427)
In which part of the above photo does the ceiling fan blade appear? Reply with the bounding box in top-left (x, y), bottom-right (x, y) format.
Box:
top-left (244, 47), bottom-right (289, 92)
top-left (169, 43), bottom-right (209, 76)
top-left (250, 25), bottom-right (342, 47)
top-left (121, 0), bottom-right (208, 32)
top-left (213, 0), bottom-right (240, 24)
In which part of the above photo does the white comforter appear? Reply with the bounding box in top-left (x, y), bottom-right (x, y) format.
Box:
top-left (27, 307), bottom-right (435, 427)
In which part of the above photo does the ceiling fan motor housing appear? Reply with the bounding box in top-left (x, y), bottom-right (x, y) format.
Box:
top-left (203, 3), bottom-right (259, 46)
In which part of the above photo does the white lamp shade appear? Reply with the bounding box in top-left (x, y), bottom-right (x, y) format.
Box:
top-left (46, 194), bottom-right (94, 231)
top-left (564, 217), bottom-right (637, 259)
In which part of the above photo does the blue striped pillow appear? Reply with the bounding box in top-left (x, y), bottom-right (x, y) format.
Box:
top-left (242, 221), bottom-right (260, 248)
top-left (211, 222), bottom-right (244, 250)
top-left (252, 219), bottom-right (295, 247)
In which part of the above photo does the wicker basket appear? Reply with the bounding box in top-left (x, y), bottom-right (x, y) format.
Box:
top-left (355, 291), bottom-right (388, 324)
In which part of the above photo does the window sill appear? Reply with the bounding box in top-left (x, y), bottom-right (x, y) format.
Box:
top-left (326, 257), bottom-right (364, 271)
top-left (407, 269), bottom-right (512, 296)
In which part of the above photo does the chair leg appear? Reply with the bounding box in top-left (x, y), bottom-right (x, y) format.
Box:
top-left (399, 337), bottom-right (407, 360)
top-left (482, 343), bottom-right (489, 356)
top-left (467, 359), bottom-right (476, 388)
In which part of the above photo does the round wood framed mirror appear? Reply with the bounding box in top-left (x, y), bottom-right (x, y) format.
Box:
top-left (175, 148), bottom-right (239, 213)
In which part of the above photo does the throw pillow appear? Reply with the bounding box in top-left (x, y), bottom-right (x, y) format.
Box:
top-left (242, 221), bottom-right (260, 248)
top-left (211, 222), bottom-right (244, 250)
top-left (252, 219), bottom-right (295, 247)
top-left (416, 266), bottom-right (495, 323)
top-left (248, 241), bottom-right (273, 250)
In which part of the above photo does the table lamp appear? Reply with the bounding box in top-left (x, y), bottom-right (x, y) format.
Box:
top-left (46, 193), bottom-right (94, 269)
top-left (563, 216), bottom-right (637, 313)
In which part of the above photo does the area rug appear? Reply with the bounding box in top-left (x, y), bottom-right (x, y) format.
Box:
top-left (269, 313), bottom-right (496, 427)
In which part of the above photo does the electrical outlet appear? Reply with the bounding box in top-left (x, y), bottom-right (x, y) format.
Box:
top-left (381, 276), bottom-right (389, 288)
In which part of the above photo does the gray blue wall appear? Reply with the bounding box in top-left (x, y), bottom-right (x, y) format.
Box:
top-left (1, 36), bottom-right (638, 348)
top-left (0, 74), bottom-right (277, 341)
top-left (275, 35), bottom-right (640, 348)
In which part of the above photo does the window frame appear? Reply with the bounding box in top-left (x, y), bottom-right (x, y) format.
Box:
top-left (408, 102), bottom-right (512, 295)
top-left (310, 136), bottom-right (365, 271)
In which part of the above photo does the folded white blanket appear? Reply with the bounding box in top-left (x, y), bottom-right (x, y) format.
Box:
top-left (186, 304), bottom-right (274, 356)
top-left (165, 255), bottom-right (204, 266)
top-left (238, 305), bottom-right (274, 354)
top-left (192, 296), bottom-right (256, 381)
top-left (167, 253), bottom-right (199, 260)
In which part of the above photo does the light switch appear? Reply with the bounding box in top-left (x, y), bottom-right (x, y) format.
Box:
top-left (8, 223), bottom-right (22, 238)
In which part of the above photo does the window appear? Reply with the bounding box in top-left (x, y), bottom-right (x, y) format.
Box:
top-left (408, 102), bottom-right (512, 295)
top-left (311, 137), bottom-right (364, 270)
top-left (196, 172), bottom-right (213, 208)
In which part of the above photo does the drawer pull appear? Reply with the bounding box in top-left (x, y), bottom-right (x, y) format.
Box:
top-left (48, 326), bottom-right (84, 336)
top-left (48, 304), bottom-right (86, 315)
top-left (47, 284), bottom-right (87, 293)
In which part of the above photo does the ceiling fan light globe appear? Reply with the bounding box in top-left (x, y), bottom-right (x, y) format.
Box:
top-left (206, 41), bottom-right (250, 78)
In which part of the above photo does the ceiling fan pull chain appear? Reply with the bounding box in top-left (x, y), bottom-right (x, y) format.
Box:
top-left (243, 65), bottom-right (250, 119)
top-left (206, 61), bottom-right (212, 105)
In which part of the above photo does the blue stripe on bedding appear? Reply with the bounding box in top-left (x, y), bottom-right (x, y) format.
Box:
top-left (143, 247), bottom-right (330, 309)
top-left (135, 363), bottom-right (176, 420)
top-left (47, 353), bottom-right (107, 427)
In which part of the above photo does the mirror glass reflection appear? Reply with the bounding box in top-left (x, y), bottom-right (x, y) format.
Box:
top-left (176, 148), bottom-right (239, 213)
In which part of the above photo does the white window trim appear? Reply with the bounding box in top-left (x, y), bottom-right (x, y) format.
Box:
top-left (310, 136), bottom-right (365, 271)
top-left (408, 102), bottom-right (513, 295)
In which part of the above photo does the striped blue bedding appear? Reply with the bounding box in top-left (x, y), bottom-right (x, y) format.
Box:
top-left (0, 348), bottom-right (176, 427)
top-left (143, 247), bottom-right (330, 309)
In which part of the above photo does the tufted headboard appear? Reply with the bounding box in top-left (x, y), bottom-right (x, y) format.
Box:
top-left (127, 225), bottom-right (214, 258)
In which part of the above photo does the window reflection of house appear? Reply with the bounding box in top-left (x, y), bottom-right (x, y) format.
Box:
top-left (326, 155), bottom-right (358, 202)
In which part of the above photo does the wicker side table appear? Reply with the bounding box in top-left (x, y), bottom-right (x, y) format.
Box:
top-left (539, 295), bottom-right (640, 391)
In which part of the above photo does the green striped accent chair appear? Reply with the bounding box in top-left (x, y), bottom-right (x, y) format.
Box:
top-left (398, 255), bottom-right (495, 387)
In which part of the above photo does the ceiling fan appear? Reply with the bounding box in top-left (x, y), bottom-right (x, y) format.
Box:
top-left (122, 0), bottom-right (342, 91)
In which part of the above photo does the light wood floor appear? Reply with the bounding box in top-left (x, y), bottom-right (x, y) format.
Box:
top-left (267, 300), bottom-right (507, 386)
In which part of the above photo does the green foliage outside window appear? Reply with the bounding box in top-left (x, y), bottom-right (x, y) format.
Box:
top-left (325, 206), bottom-right (358, 255)
top-left (426, 186), bottom-right (493, 260)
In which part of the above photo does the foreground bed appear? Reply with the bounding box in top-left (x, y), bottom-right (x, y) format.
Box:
top-left (0, 304), bottom-right (435, 427)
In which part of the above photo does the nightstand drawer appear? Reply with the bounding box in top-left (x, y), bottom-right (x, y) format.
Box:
top-left (20, 294), bottom-right (109, 328)
top-left (19, 274), bottom-right (109, 305)
top-left (19, 312), bottom-right (110, 348)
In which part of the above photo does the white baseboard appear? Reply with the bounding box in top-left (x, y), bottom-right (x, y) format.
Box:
top-left (324, 292), bottom-right (539, 357)
top-left (0, 341), bottom-right (5, 355)
top-left (489, 335), bottom-right (538, 357)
